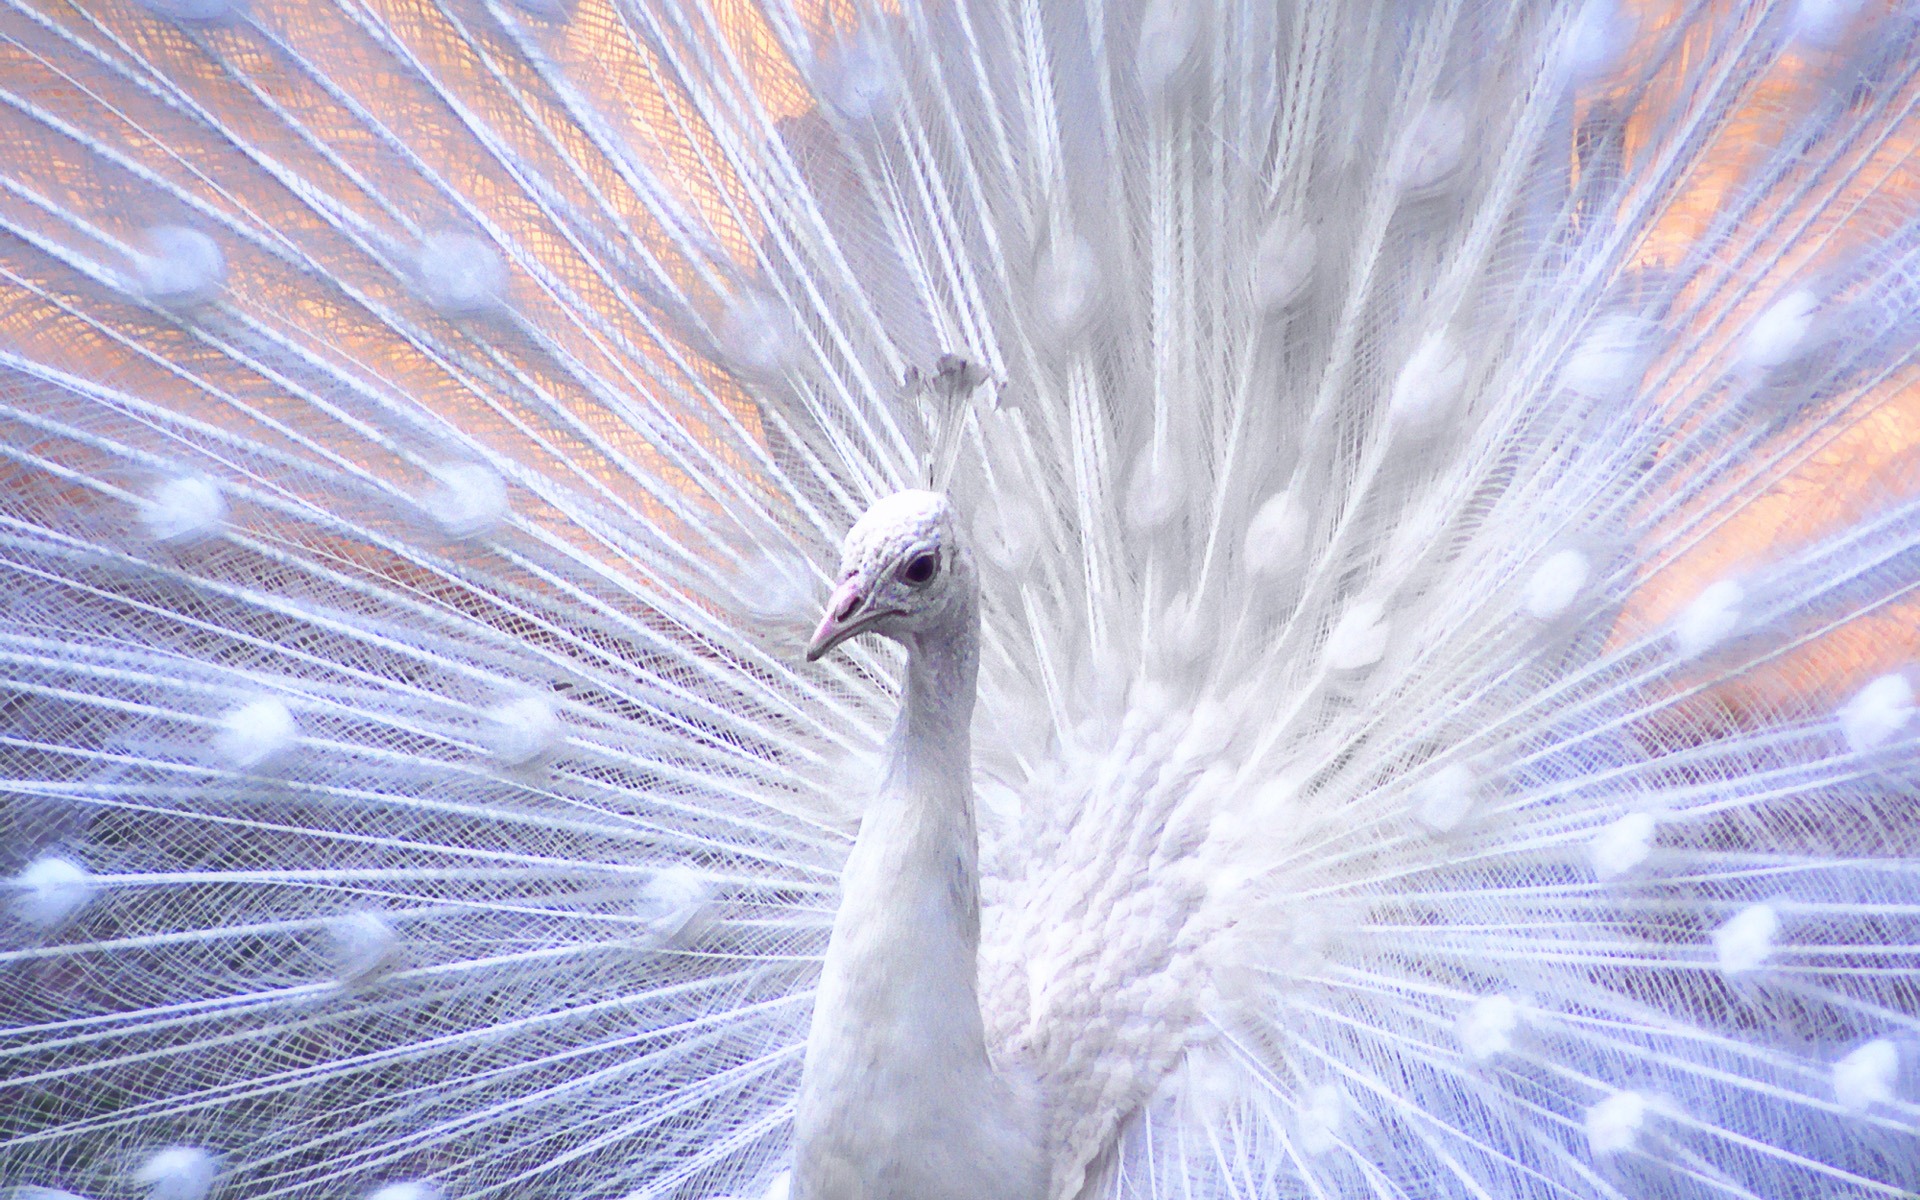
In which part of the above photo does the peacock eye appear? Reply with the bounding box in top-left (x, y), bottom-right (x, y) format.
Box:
top-left (901, 552), bottom-right (939, 586)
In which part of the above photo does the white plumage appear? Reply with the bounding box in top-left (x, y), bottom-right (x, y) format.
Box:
top-left (1, 1), bottom-right (1918, 1199)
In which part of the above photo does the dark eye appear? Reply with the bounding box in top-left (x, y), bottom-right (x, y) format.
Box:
top-left (901, 552), bottom-right (939, 586)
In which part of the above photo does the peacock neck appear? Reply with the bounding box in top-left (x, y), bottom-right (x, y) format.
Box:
top-left (794, 585), bottom-right (1039, 1199)
top-left (890, 597), bottom-right (980, 798)
top-left (860, 590), bottom-right (984, 961)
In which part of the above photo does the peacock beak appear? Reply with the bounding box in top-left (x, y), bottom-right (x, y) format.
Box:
top-left (805, 577), bottom-right (876, 662)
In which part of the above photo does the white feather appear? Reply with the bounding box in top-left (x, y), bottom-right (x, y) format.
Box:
top-left (1740, 289), bottom-right (1820, 370)
top-left (1672, 578), bottom-right (1745, 659)
top-left (1584, 1091), bottom-right (1651, 1156)
top-left (1523, 549), bottom-right (1591, 620)
top-left (11, 855), bottom-right (95, 929)
top-left (212, 697), bottom-right (298, 770)
top-left (140, 475), bottom-right (227, 543)
top-left (427, 463), bottom-right (511, 540)
top-left (1458, 994), bottom-right (1524, 1063)
top-left (1832, 1039), bottom-right (1899, 1114)
top-left (416, 232), bottom-right (507, 315)
top-left (1590, 811), bottom-right (1657, 880)
top-left (132, 227), bottom-right (225, 306)
top-left (133, 1148), bottom-right (218, 1200)
top-left (1324, 599), bottom-right (1391, 672)
top-left (1839, 673), bottom-right (1914, 753)
top-left (325, 912), bottom-right (401, 987)
top-left (481, 696), bottom-right (563, 766)
top-left (1713, 902), bottom-right (1781, 977)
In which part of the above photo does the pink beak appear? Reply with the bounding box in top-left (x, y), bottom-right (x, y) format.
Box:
top-left (805, 577), bottom-right (871, 662)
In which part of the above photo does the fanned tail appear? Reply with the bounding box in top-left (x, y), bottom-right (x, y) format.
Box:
top-left (0, 0), bottom-right (901, 1195)
top-left (944, 3), bottom-right (1920, 1196)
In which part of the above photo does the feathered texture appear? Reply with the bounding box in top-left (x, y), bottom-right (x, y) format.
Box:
top-left (2, 0), bottom-right (1919, 1198)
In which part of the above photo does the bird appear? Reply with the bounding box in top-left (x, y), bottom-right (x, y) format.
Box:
top-left (792, 490), bottom-right (1041, 1200)
top-left (1, 0), bottom-right (1919, 1198)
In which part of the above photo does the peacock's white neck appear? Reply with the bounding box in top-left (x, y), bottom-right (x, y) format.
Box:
top-left (888, 598), bottom-right (980, 798)
top-left (792, 586), bottom-right (1041, 1199)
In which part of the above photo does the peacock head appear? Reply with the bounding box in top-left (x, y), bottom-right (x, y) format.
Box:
top-left (805, 490), bottom-right (973, 661)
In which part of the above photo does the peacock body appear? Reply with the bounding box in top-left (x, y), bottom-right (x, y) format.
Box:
top-left (2, 0), bottom-right (1919, 1197)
